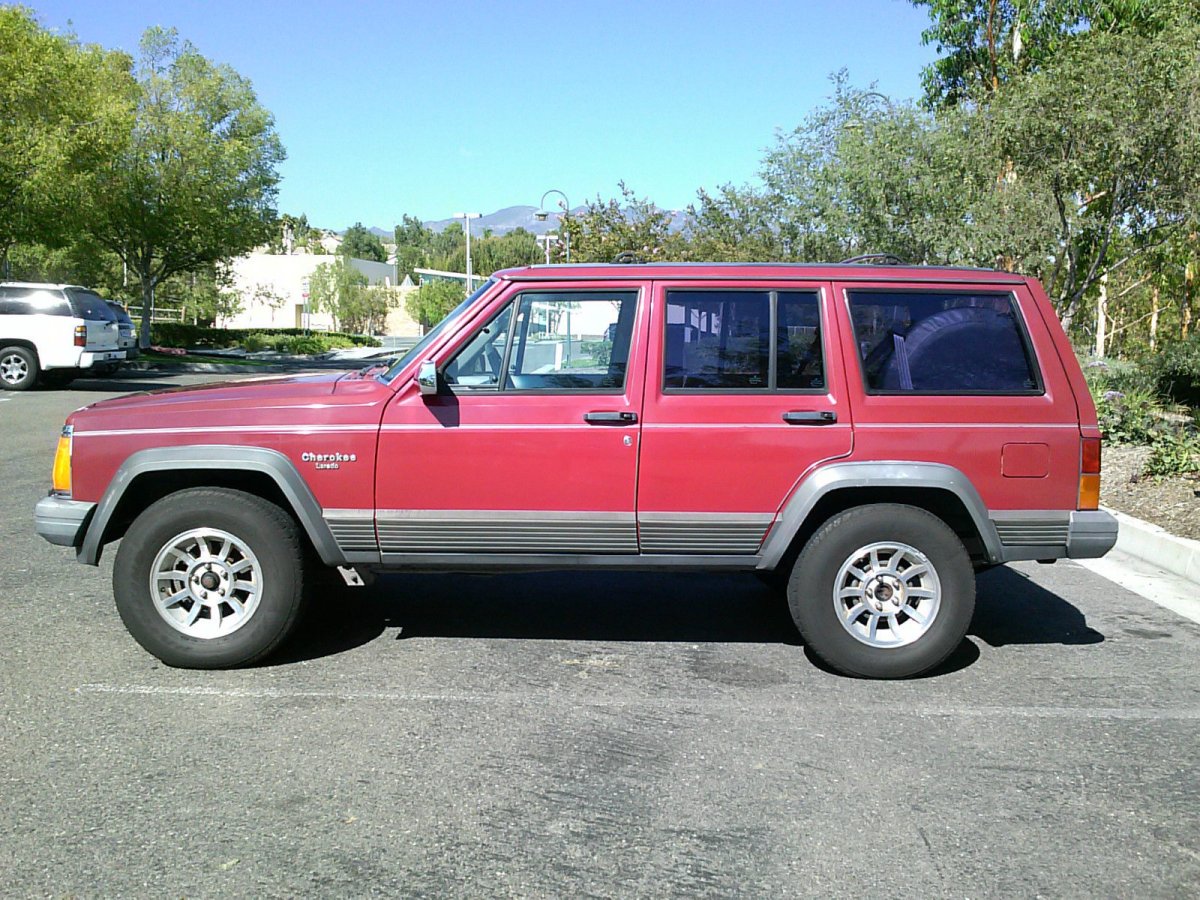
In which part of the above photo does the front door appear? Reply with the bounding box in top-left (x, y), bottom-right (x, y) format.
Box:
top-left (635, 279), bottom-right (853, 555)
top-left (375, 280), bottom-right (648, 558)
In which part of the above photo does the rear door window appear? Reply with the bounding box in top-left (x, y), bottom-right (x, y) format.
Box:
top-left (664, 290), bottom-right (825, 391)
top-left (0, 287), bottom-right (71, 316)
top-left (846, 290), bottom-right (1041, 394)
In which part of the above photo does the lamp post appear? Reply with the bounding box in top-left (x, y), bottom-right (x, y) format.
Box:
top-left (453, 212), bottom-right (481, 291)
top-left (533, 189), bottom-right (570, 262)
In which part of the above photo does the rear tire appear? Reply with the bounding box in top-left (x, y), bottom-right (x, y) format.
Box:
top-left (788, 503), bottom-right (975, 679)
top-left (113, 488), bottom-right (306, 669)
top-left (0, 346), bottom-right (38, 390)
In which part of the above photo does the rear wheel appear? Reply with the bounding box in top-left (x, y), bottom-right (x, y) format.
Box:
top-left (788, 503), bottom-right (975, 679)
top-left (0, 346), bottom-right (38, 390)
top-left (113, 488), bottom-right (306, 668)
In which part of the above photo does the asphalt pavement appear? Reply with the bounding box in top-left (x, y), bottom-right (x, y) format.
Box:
top-left (2, 373), bottom-right (1198, 897)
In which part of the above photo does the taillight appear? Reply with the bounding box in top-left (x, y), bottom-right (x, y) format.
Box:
top-left (74, 325), bottom-right (87, 347)
top-left (52, 424), bottom-right (73, 494)
top-left (1078, 436), bottom-right (1101, 510)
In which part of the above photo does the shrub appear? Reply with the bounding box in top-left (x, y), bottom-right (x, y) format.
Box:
top-left (1146, 334), bottom-right (1200, 408)
top-left (1144, 428), bottom-right (1200, 478)
top-left (149, 323), bottom-right (380, 353)
top-left (1095, 387), bottom-right (1169, 445)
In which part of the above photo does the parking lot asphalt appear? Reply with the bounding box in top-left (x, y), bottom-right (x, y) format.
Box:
top-left (2, 373), bottom-right (1199, 898)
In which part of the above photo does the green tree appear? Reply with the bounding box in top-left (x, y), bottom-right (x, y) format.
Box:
top-left (84, 27), bottom-right (285, 346)
top-left (405, 279), bottom-right (464, 329)
top-left (561, 182), bottom-right (686, 263)
top-left (0, 7), bottom-right (131, 263)
top-left (339, 222), bottom-right (387, 262)
top-left (308, 258), bottom-right (393, 333)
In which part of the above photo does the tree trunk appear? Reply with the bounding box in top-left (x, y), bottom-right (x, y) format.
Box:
top-left (1149, 284), bottom-right (1160, 352)
top-left (1094, 274), bottom-right (1108, 358)
top-left (139, 277), bottom-right (155, 350)
top-left (1184, 260), bottom-right (1194, 340)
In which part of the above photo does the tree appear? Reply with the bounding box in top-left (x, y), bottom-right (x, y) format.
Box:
top-left (339, 222), bottom-right (387, 262)
top-left (308, 258), bottom-right (393, 333)
top-left (405, 279), bottom-right (464, 329)
top-left (560, 182), bottom-right (686, 263)
top-left (84, 27), bottom-right (285, 346)
top-left (0, 7), bottom-right (131, 263)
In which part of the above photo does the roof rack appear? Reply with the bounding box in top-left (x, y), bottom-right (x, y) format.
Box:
top-left (612, 251), bottom-right (644, 264)
top-left (840, 253), bottom-right (906, 266)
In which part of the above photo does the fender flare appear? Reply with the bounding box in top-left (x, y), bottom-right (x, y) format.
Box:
top-left (757, 461), bottom-right (1004, 569)
top-left (77, 445), bottom-right (346, 567)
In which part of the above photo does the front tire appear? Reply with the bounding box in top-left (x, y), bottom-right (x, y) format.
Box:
top-left (113, 488), bottom-right (306, 668)
top-left (0, 346), bottom-right (39, 390)
top-left (788, 504), bottom-right (975, 679)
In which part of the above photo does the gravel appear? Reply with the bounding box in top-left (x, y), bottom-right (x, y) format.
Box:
top-left (1102, 444), bottom-right (1200, 540)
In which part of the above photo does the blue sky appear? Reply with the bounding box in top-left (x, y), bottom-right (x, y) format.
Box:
top-left (30, 1), bottom-right (939, 230)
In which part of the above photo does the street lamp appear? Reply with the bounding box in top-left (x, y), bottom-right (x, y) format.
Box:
top-left (453, 212), bottom-right (481, 291)
top-left (533, 189), bottom-right (571, 262)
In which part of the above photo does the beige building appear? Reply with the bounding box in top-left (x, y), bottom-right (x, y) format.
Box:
top-left (223, 252), bottom-right (420, 336)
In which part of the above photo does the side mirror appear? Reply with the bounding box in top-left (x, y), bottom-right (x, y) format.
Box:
top-left (417, 360), bottom-right (438, 396)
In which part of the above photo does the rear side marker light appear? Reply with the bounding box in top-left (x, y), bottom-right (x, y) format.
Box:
top-left (1078, 436), bottom-right (1101, 510)
top-left (74, 325), bottom-right (86, 347)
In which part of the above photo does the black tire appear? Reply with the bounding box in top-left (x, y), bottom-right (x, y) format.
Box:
top-left (113, 488), bottom-right (306, 669)
top-left (787, 503), bottom-right (975, 679)
top-left (0, 345), bottom-right (39, 391)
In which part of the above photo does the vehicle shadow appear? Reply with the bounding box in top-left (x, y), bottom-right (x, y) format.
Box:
top-left (970, 565), bottom-right (1105, 646)
top-left (275, 564), bottom-right (1104, 668)
top-left (60, 376), bottom-right (184, 393)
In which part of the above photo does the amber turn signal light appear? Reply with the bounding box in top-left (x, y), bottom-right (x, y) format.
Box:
top-left (52, 425), bottom-right (72, 494)
top-left (1078, 436), bottom-right (1101, 510)
top-left (73, 325), bottom-right (87, 347)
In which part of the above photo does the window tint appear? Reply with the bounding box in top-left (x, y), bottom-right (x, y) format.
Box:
top-left (66, 289), bottom-right (116, 321)
top-left (505, 292), bottom-right (636, 391)
top-left (0, 287), bottom-right (70, 316)
top-left (664, 290), bottom-right (824, 391)
top-left (847, 291), bottom-right (1039, 394)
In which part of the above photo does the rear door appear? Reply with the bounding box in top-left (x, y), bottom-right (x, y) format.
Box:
top-left (636, 279), bottom-right (853, 555)
top-left (374, 279), bottom-right (649, 557)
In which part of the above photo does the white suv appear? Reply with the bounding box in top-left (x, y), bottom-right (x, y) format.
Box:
top-left (0, 282), bottom-right (125, 390)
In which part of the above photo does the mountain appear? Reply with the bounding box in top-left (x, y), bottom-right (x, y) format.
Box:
top-left (350, 204), bottom-right (690, 241)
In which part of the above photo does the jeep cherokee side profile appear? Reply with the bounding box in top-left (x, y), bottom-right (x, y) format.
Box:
top-left (34, 263), bottom-right (1118, 678)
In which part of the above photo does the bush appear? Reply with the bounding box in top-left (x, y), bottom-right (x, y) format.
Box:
top-left (150, 323), bottom-right (380, 353)
top-left (1144, 429), bottom-right (1200, 478)
top-left (1095, 387), bottom-right (1169, 445)
top-left (1146, 334), bottom-right (1200, 408)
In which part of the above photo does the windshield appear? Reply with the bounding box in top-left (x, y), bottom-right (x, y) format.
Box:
top-left (383, 278), bottom-right (498, 383)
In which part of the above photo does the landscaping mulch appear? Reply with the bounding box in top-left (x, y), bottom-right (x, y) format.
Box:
top-left (1102, 444), bottom-right (1200, 541)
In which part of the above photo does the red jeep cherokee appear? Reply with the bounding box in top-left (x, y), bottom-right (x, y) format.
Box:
top-left (35, 263), bottom-right (1117, 678)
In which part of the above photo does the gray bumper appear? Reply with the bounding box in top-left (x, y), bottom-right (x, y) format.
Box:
top-left (1065, 509), bottom-right (1119, 559)
top-left (35, 494), bottom-right (96, 548)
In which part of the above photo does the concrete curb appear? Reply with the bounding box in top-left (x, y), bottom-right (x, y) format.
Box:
top-left (1105, 506), bottom-right (1200, 586)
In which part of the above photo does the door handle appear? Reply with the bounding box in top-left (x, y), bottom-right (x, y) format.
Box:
top-left (782, 410), bottom-right (837, 425)
top-left (584, 411), bottom-right (638, 425)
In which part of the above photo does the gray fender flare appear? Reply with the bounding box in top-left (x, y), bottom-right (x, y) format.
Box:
top-left (757, 461), bottom-right (1004, 569)
top-left (77, 445), bottom-right (346, 567)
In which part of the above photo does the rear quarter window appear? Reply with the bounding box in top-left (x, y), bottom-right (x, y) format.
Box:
top-left (846, 289), bottom-right (1041, 395)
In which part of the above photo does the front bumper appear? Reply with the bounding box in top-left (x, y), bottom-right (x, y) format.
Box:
top-left (34, 494), bottom-right (96, 547)
top-left (1065, 509), bottom-right (1119, 559)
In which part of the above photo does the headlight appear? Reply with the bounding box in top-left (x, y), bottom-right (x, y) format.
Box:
top-left (52, 424), bottom-right (72, 494)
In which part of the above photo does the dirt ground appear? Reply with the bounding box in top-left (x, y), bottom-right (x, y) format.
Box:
top-left (1101, 444), bottom-right (1200, 540)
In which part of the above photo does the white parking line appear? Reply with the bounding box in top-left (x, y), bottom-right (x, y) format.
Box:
top-left (73, 683), bottom-right (1200, 719)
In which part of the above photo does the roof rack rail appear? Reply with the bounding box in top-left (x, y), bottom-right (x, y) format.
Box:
top-left (840, 253), bottom-right (906, 266)
top-left (612, 251), bottom-right (644, 264)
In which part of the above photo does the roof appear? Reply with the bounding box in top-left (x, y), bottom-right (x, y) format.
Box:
top-left (493, 262), bottom-right (1026, 284)
top-left (0, 281), bottom-right (83, 291)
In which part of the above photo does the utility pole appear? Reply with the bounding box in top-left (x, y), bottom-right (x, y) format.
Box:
top-left (453, 212), bottom-right (481, 291)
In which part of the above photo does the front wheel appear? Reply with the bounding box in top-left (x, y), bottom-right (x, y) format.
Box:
top-left (788, 504), bottom-right (975, 679)
top-left (113, 488), bottom-right (306, 668)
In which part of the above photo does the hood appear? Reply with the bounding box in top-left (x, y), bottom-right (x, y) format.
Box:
top-left (77, 371), bottom-right (348, 415)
